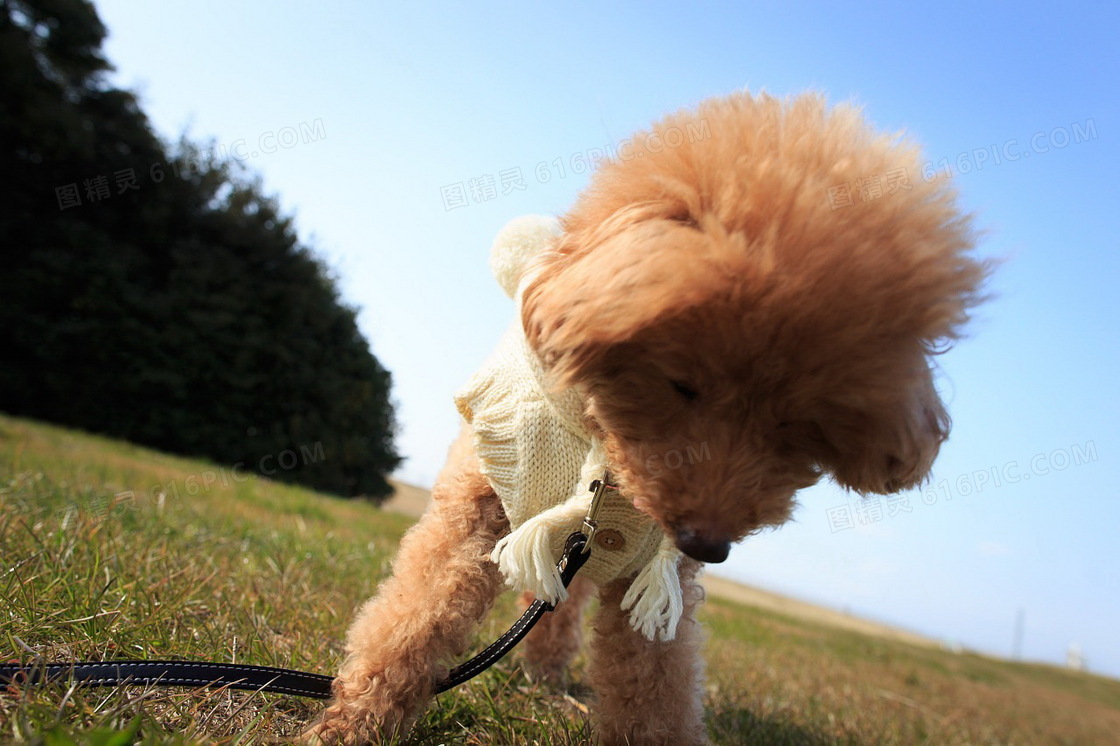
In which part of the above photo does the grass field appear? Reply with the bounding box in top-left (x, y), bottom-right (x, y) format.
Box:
top-left (2, 413), bottom-right (1118, 744)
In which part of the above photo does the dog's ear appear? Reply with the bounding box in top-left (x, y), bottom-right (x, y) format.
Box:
top-left (812, 361), bottom-right (949, 495)
top-left (521, 217), bottom-right (721, 388)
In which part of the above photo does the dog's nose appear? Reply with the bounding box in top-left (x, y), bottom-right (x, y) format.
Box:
top-left (674, 528), bottom-right (731, 563)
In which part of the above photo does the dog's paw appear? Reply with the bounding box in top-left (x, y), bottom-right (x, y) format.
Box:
top-left (304, 701), bottom-right (408, 746)
top-left (301, 710), bottom-right (366, 746)
top-left (299, 720), bottom-right (333, 746)
top-left (302, 674), bottom-right (414, 745)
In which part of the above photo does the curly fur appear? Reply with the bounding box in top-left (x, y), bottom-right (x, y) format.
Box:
top-left (307, 91), bottom-right (987, 744)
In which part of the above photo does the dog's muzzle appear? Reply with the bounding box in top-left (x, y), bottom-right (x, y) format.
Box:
top-left (674, 528), bottom-right (731, 563)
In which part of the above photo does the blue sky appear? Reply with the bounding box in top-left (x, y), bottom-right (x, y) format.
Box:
top-left (93, 1), bottom-right (1118, 677)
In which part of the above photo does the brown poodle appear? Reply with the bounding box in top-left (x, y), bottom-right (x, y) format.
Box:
top-left (307, 91), bottom-right (987, 744)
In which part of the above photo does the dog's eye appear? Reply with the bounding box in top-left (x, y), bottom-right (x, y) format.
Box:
top-left (670, 380), bottom-right (700, 401)
top-left (670, 214), bottom-right (700, 230)
top-left (777, 421), bottom-right (829, 449)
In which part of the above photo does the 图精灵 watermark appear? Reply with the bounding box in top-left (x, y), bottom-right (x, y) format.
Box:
top-left (45, 441), bottom-right (327, 525)
top-left (826, 440), bottom-right (1098, 533)
top-left (440, 119), bottom-right (713, 211)
top-left (827, 118), bottom-right (1097, 211)
top-left (54, 119), bottom-right (326, 211)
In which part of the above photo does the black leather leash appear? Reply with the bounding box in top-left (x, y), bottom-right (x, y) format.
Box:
top-left (0, 479), bottom-right (610, 700)
top-left (0, 659), bottom-right (335, 699)
top-left (437, 529), bottom-right (589, 693)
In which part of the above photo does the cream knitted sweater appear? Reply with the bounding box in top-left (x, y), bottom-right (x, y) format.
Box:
top-left (454, 216), bottom-right (685, 642)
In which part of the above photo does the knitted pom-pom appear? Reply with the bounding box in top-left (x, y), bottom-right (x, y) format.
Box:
top-left (489, 215), bottom-right (560, 299)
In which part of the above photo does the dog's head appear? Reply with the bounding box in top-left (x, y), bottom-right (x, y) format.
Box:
top-left (521, 92), bottom-right (988, 563)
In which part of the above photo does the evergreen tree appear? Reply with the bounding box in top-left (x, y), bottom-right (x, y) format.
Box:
top-left (0, 0), bottom-right (401, 498)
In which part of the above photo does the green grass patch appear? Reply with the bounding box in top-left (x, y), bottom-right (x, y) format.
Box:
top-left (3, 413), bottom-right (1119, 743)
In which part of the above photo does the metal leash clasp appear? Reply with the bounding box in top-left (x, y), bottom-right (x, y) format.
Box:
top-left (580, 473), bottom-right (616, 554)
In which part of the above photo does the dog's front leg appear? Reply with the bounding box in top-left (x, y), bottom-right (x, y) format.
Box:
top-left (589, 557), bottom-right (709, 746)
top-left (306, 465), bottom-right (508, 745)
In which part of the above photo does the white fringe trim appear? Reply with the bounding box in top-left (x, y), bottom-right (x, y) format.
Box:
top-left (490, 493), bottom-right (591, 604)
top-left (620, 535), bottom-right (684, 642)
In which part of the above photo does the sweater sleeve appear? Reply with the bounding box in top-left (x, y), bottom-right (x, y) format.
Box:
top-left (489, 440), bottom-right (608, 604)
